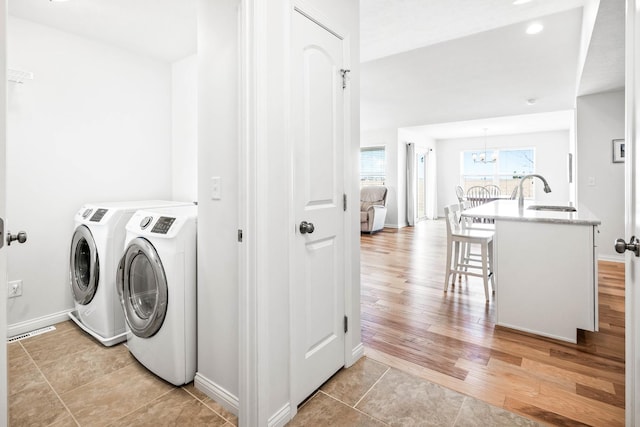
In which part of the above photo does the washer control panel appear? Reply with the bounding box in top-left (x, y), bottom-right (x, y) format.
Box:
top-left (151, 216), bottom-right (176, 234)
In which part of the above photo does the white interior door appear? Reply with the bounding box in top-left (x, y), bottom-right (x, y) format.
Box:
top-left (0, 0), bottom-right (8, 423)
top-left (291, 9), bottom-right (346, 406)
top-left (625, 1), bottom-right (640, 424)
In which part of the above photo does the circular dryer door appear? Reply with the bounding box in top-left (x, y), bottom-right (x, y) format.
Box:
top-left (117, 237), bottom-right (168, 338)
top-left (70, 225), bottom-right (99, 305)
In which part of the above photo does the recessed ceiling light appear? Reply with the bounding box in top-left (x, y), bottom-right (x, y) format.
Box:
top-left (513, 0), bottom-right (532, 4)
top-left (526, 98), bottom-right (537, 105)
top-left (526, 22), bottom-right (544, 35)
top-left (49, 0), bottom-right (70, 2)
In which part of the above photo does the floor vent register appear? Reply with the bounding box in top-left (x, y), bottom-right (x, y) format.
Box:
top-left (7, 326), bottom-right (56, 343)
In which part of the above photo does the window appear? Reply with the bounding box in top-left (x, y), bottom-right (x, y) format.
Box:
top-left (461, 148), bottom-right (535, 196)
top-left (360, 147), bottom-right (386, 186)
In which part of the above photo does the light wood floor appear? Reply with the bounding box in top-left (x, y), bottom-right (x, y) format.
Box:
top-left (360, 220), bottom-right (625, 427)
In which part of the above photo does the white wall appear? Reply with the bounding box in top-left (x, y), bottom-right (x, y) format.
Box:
top-left (576, 89), bottom-right (625, 261)
top-left (171, 54), bottom-right (198, 202)
top-left (195, 0), bottom-right (239, 409)
top-left (436, 130), bottom-right (571, 216)
top-left (6, 17), bottom-right (174, 326)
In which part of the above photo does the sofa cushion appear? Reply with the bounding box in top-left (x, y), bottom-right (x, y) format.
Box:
top-left (360, 211), bottom-right (368, 223)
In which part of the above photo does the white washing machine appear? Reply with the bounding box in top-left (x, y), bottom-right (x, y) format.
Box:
top-left (69, 200), bottom-right (193, 346)
top-left (117, 205), bottom-right (197, 385)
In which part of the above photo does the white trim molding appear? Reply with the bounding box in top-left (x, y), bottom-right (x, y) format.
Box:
top-left (194, 373), bottom-right (239, 416)
top-left (239, 0), bottom-right (269, 425)
top-left (7, 309), bottom-right (73, 338)
top-left (598, 255), bottom-right (625, 263)
top-left (348, 343), bottom-right (365, 367)
top-left (267, 403), bottom-right (291, 427)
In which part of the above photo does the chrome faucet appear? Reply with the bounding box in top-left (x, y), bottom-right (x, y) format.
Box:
top-left (518, 174), bottom-right (551, 209)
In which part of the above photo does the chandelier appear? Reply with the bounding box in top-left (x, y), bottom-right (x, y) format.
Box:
top-left (472, 128), bottom-right (497, 163)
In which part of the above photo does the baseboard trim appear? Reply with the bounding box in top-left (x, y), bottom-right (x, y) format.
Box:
top-left (194, 373), bottom-right (239, 416)
top-left (384, 223), bottom-right (408, 229)
top-left (7, 309), bottom-right (73, 338)
top-left (348, 343), bottom-right (364, 367)
top-left (598, 254), bottom-right (624, 263)
top-left (268, 403), bottom-right (291, 427)
top-left (352, 342), bottom-right (364, 359)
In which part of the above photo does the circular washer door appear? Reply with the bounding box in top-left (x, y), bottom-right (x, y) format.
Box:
top-left (117, 237), bottom-right (168, 338)
top-left (70, 225), bottom-right (99, 305)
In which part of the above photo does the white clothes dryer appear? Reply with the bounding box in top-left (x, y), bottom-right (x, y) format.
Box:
top-left (117, 205), bottom-right (197, 385)
top-left (69, 200), bottom-right (193, 346)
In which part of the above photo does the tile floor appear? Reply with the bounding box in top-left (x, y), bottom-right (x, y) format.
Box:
top-left (8, 321), bottom-right (542, 426)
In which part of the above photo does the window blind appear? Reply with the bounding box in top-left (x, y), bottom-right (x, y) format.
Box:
top-left (360, 147), bottom-right (386, 185)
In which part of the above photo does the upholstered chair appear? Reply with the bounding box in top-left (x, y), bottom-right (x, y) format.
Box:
top-left (360, 186), bottom-right (388, 233)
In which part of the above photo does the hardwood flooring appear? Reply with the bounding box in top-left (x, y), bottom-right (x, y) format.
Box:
top-left (360, 219), bottom-right (625, 427)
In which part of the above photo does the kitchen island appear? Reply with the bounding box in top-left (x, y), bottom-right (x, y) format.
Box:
top-left (461, 200), bottom-right (601, 343)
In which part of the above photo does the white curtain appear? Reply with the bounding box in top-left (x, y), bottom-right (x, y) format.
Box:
top-left (426, 149), bottom-right (438, 219)
top-left (406, 142), bottom-right (416, 226)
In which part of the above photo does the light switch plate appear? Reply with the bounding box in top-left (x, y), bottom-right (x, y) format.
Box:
top-left (211, 177), bottom-right (221, 200)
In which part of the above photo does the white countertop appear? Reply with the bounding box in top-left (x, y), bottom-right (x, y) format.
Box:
top-left (460, 200), bottom-right (601, 225)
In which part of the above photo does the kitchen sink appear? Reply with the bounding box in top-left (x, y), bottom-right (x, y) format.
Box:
top-left (527, 205), bottom-right (577, 212)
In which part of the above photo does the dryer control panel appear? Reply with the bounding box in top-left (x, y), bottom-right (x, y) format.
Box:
top-left (151, 217), bottom-right (176, 234)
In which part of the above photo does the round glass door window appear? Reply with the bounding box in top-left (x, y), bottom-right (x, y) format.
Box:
top-left (70, 225), bottom-right (99, 305)
top-left (118, 238), bottom-right (168, 338)
top-left (130, 253), bottom-right (159, 320)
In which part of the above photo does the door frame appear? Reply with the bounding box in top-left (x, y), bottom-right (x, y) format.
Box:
top-left (238, 0), bottom-right (359, 424)
top-left (0, 0), bottom-right (7, 422)
top-left (626, 0), bottom-right (640, 423)
top-left (288, 1), bottom-right (351, 413)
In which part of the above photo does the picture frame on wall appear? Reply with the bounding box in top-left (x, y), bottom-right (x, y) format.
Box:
top-left (613, 139), bottom-right (625, 163)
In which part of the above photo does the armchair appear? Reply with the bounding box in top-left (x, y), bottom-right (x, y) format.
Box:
top-left (360, 186), bottom-right (388, 233)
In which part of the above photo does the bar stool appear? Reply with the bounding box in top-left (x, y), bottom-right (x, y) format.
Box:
top-left (443, 204), bottom-right (495, 301)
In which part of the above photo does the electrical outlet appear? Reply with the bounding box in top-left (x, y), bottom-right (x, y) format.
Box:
top-left (8, 280), bottom-right (22, 298)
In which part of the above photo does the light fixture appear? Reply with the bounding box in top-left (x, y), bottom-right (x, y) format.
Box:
top-left (526, 98), bottom-right (537, 105)
top-left (513, 0), bottom-right (532, 4)
top-left (526, 22), bottom-right (544, 35)
top-left (472, 128), bottom-right (497, 164)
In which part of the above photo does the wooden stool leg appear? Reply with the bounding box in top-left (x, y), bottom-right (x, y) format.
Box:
top-left (444, 237), bottom-right (452, 292)
top-left (452, 241), bottom-right (461, 287)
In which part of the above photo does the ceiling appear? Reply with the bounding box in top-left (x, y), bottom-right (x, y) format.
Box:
top-left (578, 0), bottom-right (625, 96)
top-left (361, 0), bottom-right (587, 63)
top-left (7, 0), bottom-right (624, 139)
top-left (361, 0), bottom-right (625, 138)
top-left (8, 0), bottom-right (197, 63)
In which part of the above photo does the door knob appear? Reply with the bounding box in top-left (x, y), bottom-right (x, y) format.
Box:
top-left (6, 231), bottom-right (27, 246)
top-left (299, 221), bottom-right (315, 234)
top-left (615, 236), bottom-right (640, 257)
